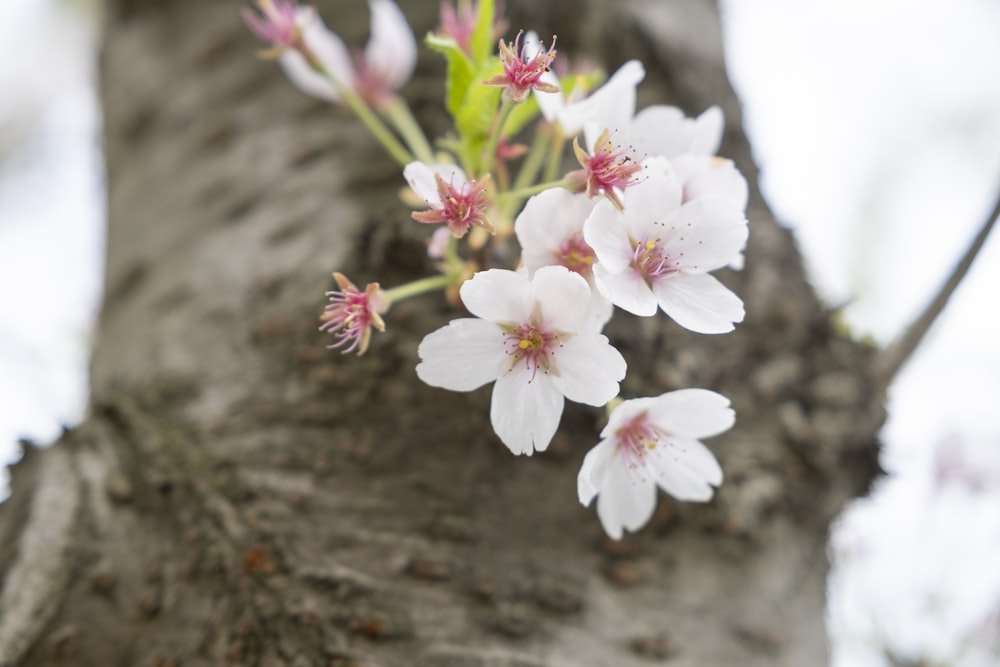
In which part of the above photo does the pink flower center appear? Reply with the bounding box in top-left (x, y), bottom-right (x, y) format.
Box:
top-left (243, 0), bottom-right (301, 49)
top-left (585, 134), bottom-right (641, 194)
top-left (483, 31), bottom-right (560, 102)
top-left (503, 323), bottom-right (560, 380)
top-left (557, 232), bottom-right (596, 276)
top-left (412, 174), bottom-right (494, 238)
top-left (631, 236), bottom-right (677, 281)
top-left (616, 413), bottom-right (660, 462)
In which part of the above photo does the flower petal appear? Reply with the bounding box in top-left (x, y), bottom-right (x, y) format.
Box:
top-left (416, 318), bottom-right (505, 391)
top-left (646, 439), bottom-right (720, 502)
top-left (460, 269), bottom-right (532, 324)
top-left (673, 155), bottom-right (749, 209)
top-left (667, 198), bottom-right (748, 273)
top-left (647, 388), bottom-right (735, 439)
top-left (280, 10), bottom-right (355, 102)
top-left (404, 161), bottom-right (467, 208)
top-left (491, 370), bottom-right (564, 455)
top-left (566, 60), bottom-right (645, 141)
top-left (531, 266), bottom-right (591, 332)
top-left (621, 159), bottom-right (684, 240)
top-left (652, 272), bottom-right (744, 333)
top-left (596, 456), bottom-right (658, 539)
top-left (594, 264), bottom-right (657, 316)
top-left (365, 0), bottom-right (416, 92)
top-left (578, 438), bottom-right (617, 505)
top-left (550, 333), bottom-right (625, 406)
top-left (583, 201), bottom-right (634, 273)
top-left (516, 189), bottom-right (596, 274)
top-left (665, 436), bottom-right (724, 486)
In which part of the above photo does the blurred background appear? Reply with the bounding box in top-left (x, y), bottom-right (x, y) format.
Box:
top-left (1, 0), bottom-right (998, 664)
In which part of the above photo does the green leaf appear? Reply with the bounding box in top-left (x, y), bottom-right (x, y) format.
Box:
top-left (456, 60), bottom-right (503, 171)
top-left (468, 0), bottom-right (496, 67)
top-left (426, 33), bottom-right (477, 121)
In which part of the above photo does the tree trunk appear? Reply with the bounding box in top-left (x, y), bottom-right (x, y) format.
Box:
top-left (0, 0), bottom-right (884, 665)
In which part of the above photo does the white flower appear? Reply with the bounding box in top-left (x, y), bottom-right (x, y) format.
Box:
top-left (514, 188), bottom-right (612, 329)
top-left (526, 49), bottom-right (646, 137)
top-left (583, 157), bottom-right (747, 334)
top-left (416, 267), bottom-right (627, 455)
top-left (577, 389), bottom-right (734, 539)
top-left (279, 0), bottom-right (416, 106)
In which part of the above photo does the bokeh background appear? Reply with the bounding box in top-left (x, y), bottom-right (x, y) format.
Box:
top-left (1, 0), bottom-right (998, 663)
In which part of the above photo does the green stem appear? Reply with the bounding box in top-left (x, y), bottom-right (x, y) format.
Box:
top-left (495, 178), bottom-right (569, 203)
top-left (382, 99), bottom-right (435, 164)
top-left (481, 96), bottom-right (515, 177)
top-left (543, 123), bottom-right (566, 183)
top-left (512, 125), bottom-right (550, 192)
top-left (305, 55), bottom-right (413, 166)
top-left (383, 273), bottom-right (456, 304)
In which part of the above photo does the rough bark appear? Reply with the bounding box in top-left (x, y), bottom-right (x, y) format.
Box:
top-left (0, 0), bottom-right (883, 665)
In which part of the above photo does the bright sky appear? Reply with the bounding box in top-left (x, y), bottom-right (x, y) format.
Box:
top-left (1, 0), bottom-right (999, 663)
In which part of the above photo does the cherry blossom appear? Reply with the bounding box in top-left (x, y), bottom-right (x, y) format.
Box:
top-left (531, 55), bottom-right (645, 138)
top-left (320, 272), bottom-right (388, 355)
top-left (483, 31), bottom-right (560, 103)
top-left (583, 157), bottom-right (747, 333)
top-left (578, 389), bottom-right (734, 539)
top-left (513, 188), bottom-right (611, 329)
top-left (567, 129), bottom-right (643, 209)
top-left (416, 267), bottom-right (626, 455)
top-left (404, 161), bottom-right (495, 238)
top-left (272, 0), bottom-right (416, 107)
top-left (243, 0), bottom-right (303, 55)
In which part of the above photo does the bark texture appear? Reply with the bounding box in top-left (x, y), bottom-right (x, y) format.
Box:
top-left (0, 0), bottom-right (884, 665)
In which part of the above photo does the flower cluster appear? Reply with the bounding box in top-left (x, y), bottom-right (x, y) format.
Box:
top-left (246, 0), bottom-right (747, 539)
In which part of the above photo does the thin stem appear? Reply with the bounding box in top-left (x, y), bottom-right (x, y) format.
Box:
top-left (875, 185), bottom-right (1000, 386)
top-left (543, 123), bottom-right (566, 183)
top-left (495, 178), bottom-right (569, 203)
top-left (481, 96), bottom-right (515, 177)
top-left (512, 125), bottom-right (551, 192)
top-left (383, 273), bottom-right (456, 304)
top-left (303, 52), bottom-right (413, 166)
top-left (382, 99), bottom-right (435, 164)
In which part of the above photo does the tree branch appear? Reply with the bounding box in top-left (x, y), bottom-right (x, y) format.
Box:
top-left (875, 185), bottom-right (1000, 387)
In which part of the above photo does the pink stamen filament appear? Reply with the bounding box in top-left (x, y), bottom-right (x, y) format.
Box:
top-left (503, 324), bottom-right (561, 381)
top-left (557, 233), bottom-right (596, 276)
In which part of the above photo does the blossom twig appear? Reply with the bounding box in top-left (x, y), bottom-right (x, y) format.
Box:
top-left (875, 185), bottom-right (1000, 387)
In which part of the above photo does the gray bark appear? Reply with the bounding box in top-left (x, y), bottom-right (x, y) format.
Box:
top-left (0, 0), bottom-right (883, 665)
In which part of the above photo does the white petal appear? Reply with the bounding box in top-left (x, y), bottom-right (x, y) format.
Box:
top-left (621, 159), bottom-right (684, 240)
top-left (531, 266), bottom-right (591, 332)
top-left (283, 9), bottom-right (355, 101)
top-left (279, 50), bottom-right (339, 102)
top-left (460, 269), bottom-right (532, 324)
top-left (601, 397), bottom-right (659, 438)
top-left (515, 190), bottom-right (596, 274)
top-left (629, 105), bottom-right (686, 157)
top-left (416, 319), bottom-right (505, 391)
top-left (596, 456), bottom-right (658, 539)
top-left (364, 0), bottom-right (416, 92)
top-left (667, 199), bottom-right (748, 272)
top-left (583, 201), bottom-right (633, 273)
top-left (689, 105), bottom-right (725, 155)
top-left (578, 438), bottom-right (618, 505)
top-left (652, 272), bottom-right (744, 333)
top-left (403, 161), bottom-right (467, 208)
top-left (550, 333), bottom-right (625, 406)
top-left (647, 388), bottom-right (735, 439)
top-left (491, 371), bottom-right (564, 455)
top-left (594, 264), bottom-right (657, 316)
top-left (631, 105), bottom-right (724, 158)
top-left (583, 289), bottom-right (614, 332)
top-left (647, 439), bottom-right (720, 502)
top-left (564, 60), bottom-right (645, 139)
top-left (673, 155), bottom-right (749, 209)
top-left (664, 436), bottom-right (724, 486)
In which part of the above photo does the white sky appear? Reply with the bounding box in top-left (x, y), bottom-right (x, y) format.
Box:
top-left (1, 0), bottom-right (999, 663)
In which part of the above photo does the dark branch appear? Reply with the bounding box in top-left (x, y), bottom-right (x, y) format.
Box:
top-left (875, 185), bottom-right (1000, 387)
